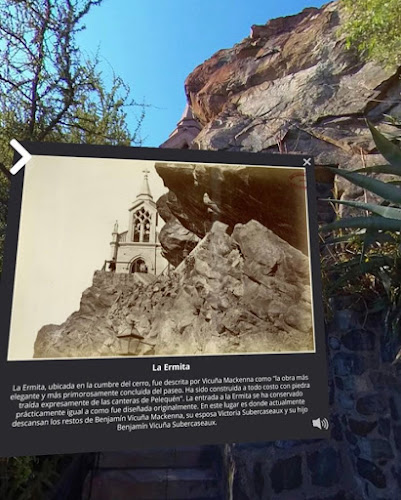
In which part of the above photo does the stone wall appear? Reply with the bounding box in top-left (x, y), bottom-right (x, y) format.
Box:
top-left (227, 305), bottom-right (401, 499)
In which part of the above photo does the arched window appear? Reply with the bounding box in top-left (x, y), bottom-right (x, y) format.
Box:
top-left (133, 217), bottom-right (141, 242)
top-left (132, 207), bottom-right (151, 242)
top-left (144, 224), bottom-right (150, 242)
top-left (131, 258), bottom-right (147, 273)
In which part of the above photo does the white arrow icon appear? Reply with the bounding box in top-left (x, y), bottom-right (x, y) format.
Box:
top-left (10, 139), bottom-right (32, 175)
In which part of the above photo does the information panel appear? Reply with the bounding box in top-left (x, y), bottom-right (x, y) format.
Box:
top-left (0, 142), bottom-right (329, 456)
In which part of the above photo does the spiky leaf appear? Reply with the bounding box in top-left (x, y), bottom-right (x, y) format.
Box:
top-left (368, 121), bottom-right (401, 167)
top-left (321, 216), bottom-right (401, 232)
top-left (361, 228), bottom-right (378, 263)
top-left (323, 198), bottom-right (401, 220)
top-left (323, 231), bottom-right (367, 245)
top-left (328, 167), bottom-right (401, 204)
top-left (354, 164), bottom-right (401, 175)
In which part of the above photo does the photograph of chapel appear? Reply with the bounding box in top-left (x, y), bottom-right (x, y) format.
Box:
top-left (26, 158), bottom-right (315, 360)
top-left (7, 154), bottom-right (315, 360)
top-left (105, 169), bottom-right (168, 276)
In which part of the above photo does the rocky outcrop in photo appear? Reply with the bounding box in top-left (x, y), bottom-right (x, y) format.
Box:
top-left (156, 163), bottom-right (309, 261)
top-left (34, 219), bottom-right (313, 358)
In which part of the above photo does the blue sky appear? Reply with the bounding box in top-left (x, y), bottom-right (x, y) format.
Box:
top-left (78, 0), bottom-right (327, 147)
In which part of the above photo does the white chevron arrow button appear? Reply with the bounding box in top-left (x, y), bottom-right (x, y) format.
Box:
top-left (10, 139), bottom-right (32, 175)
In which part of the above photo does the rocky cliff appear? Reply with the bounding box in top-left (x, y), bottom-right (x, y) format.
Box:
top-left (184, 1), bottom-right (400, 169)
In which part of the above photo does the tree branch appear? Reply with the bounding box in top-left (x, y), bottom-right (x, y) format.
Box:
top-left (29, 0), bottom-right (51, 136)
top-left (0, 163), bottom-right (11, 181)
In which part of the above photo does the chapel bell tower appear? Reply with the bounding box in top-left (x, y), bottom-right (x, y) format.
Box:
top-left (108, 169), bottom-right (167, 275)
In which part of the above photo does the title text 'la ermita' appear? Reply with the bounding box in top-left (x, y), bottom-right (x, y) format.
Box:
top-left (152, 363), bottom-right (191, 372)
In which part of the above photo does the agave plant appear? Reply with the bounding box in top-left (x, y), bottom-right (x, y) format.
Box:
top-left (321, 121), bottom-right (401, 360)
top-left (323, 122), bottom-right (401, 229)
top-left (322, 122), bottom-right (401, 258)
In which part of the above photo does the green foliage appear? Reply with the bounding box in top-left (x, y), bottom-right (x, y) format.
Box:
top-left (0, 176), bottom-right (8, 273)
top-left (321, 121), bottom-right (401, 244)
top-left (321, 121), bottom-right (401, 352)
top-left (0, 1), bottom-right (143, 494)
top-left (0, 0), bottom-right (145, 276)
top-left (0, 0), bottom-right (143, 153)
top-left (341, 0), bottom-right (401, 67)
top-left (0, 455), bottom-right (70, 499)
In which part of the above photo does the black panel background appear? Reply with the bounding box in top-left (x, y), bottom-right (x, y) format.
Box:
top-left (0, 144), bottom-right (329, 456)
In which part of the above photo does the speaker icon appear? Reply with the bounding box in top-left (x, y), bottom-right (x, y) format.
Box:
top-left (312, 417), bottom-right (329, 430)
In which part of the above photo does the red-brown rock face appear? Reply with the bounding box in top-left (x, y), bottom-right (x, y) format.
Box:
top-left (184, 1), bottom-right (400, 171)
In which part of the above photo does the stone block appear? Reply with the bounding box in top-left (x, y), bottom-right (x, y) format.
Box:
top-left (345, 430), bottom-right (358, 445)
top-left (306, 492), bottom-right (357, 500)
top-left (356, 394), bottom-right (387, 416)
top-left (330, 414), bottom-right (343, 441)
top-left (332, 353), bottom-right (366, 376)
top-left (307, 447), bottom-right (341, 487)
top-left (329, 336), bottom-right (341, 350)
top-left (270, 456), bottom-right (302, 493)
top-left (329, 379), bottom-right (335, 406)
top-left (357, 458), bottom-right (386, 488)
top-left (380, 335), bottom-right (399, 363)
top-left (253, 462), bottom-right (265, 499)
top-left (334, 375), bottom-right (360, 392)
top-left (370, 371), bottom-right (401, 392)
top-left (341, 330), bottom-right (375, 351)
top-left (348, 418), bottom-right (377, 437)
top-left (274, 440), bottom-right (300, 449)
top-left (337, 392), bottom-right (355, 410)
top-left (333, 309), bottom-right (355, 331)
top-left (378, 418), bottom-right (390, 438)
top-left (392, 465), bottom-right (401, 488)
top-left (334, 376), bottom-right (344, 390)
top-left (233, 442), bottom-right (273, 451)
top-left (356, 438), bottom-right (394, 462)
top-left (394, 425), bottom-right (401, 451)
top-left (389, 396), bottom-right (401, 420)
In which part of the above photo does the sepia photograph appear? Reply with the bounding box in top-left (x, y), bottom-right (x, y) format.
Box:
top-left (7, 155), bottom-right (315, 360)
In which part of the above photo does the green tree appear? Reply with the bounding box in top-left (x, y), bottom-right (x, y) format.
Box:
top-left (341, 0), bottom-right (401, 67)
top-left (0, 0), bottom-right (144, 274)
top-left (0, 2), bottom-right (144, 493)
top-left (0, 0), bottom-right (144, 494)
